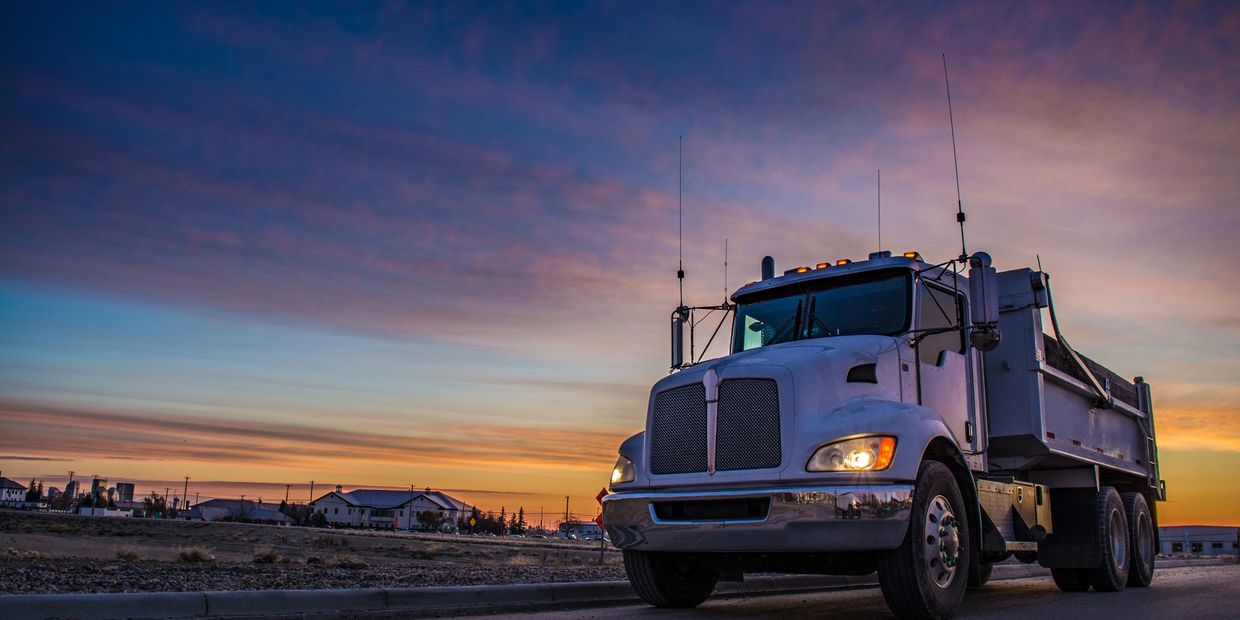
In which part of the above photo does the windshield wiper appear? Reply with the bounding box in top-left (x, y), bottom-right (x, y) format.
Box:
top-left (766, 298), bottom-right (803, 345)
top-left (806, 296), bottom-right (835, 338)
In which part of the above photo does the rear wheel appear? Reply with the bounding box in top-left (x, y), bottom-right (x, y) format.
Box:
top-left (1086, 486), bottom-right (1130, 592)
top-left (623, 549), bottom-right (717, 608)
top-left (877, 460), bottom-right (970, 619)
top-left (1122, 492), bottom-right (1155, 587)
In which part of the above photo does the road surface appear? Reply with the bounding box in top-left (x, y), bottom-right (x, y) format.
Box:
top-left (453, 564), bottom-right (1239, 619)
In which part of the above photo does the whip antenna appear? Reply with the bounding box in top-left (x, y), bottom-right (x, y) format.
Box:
top-left (723, 238), bottom-right (728, 302)
top-left (942, 53), bottom-right (967, 261)
top-left (678, 135), bottom-right (685, 307)
top-left (877, 169), bottom-right (882, 253)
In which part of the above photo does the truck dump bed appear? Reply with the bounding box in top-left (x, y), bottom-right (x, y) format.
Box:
top-left (982, 268), bottom-right (1160, 494)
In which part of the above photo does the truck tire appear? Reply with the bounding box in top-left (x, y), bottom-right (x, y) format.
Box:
top-left (622, 549), bottom-right (717, 608)
top-left (877, 460), bottom-right (969, 619)
top-left (1050, 567), bottom-right (1091, 591)
top-left (1122, 492), bottom-right (1155, 587)
top-left (1086, 486), bottom-right (1130, 592)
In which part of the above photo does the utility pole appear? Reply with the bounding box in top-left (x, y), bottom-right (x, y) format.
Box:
top-left (183, 476), bottom-right (190, 508)
top-left (309, 480), bottom-right (315, 503)
top-left (164, 487), bottom-right (171, 502)
top-left (284, 484), bottom-right (291, 504)
top-left (564, 495), bottom-right (570, 526)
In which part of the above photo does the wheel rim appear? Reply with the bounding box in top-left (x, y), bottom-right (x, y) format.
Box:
top-left (1109, 507), bottom-right (1127, 569)
top-left (923, 494), bottom-right (960, 589)
top-left (1136, 511), bottom-right (1153, 570)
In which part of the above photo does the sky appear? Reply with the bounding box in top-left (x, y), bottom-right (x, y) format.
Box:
top-left (1, 1), bottom-right (1238, 525)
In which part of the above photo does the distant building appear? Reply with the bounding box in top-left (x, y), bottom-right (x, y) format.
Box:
top-left (115, 482), bottom-right (135, 503)
top-left (89, 477), bottom-right (108, 503)
top-left (78, 507), bottom-right (133, 518)
top-left (309, 487), bottom-right (466, 530)
top-left (1159, 526), bottom-right (1239, 556)
top-left (179, 499), bottom-right (292, 525)
top-left (0, 477), bottom-right (27, 506)
top-left (63, 480), bottom-right (79, 501)
top-left (558, 520), bottom-right (604, 540)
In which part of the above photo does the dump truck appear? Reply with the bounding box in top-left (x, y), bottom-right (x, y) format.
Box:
top-left (602, 249), bottom-right (1165, 619)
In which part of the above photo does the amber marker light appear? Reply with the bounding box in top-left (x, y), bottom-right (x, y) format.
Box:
top-left (874, 436), bottom-right (897, 470)
top-left (795, 266), bottom-right (810, 273)
top-left (815, 262), bottom-right (830, 269)
top-left (903, 251), bottom-right (920, 259)
top-left (836, 259), bottom-right (851, 265)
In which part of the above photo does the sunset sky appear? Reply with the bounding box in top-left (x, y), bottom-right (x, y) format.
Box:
top-left (2, 1), bottom-right (1237, 525)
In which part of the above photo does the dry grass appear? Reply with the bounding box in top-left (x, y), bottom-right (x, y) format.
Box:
top-left (44, 522), bottom-right (70, 534)
top-left (113, 546), bottom-right (146, 561)
top-left (330, 553), bottom-right (367, 569)
top-left (177, 546), bottom-right (215, 563)
top-left (5, 548), bottom-right (44, 559)
top-left (305, 554), bottom-right (324, 564)
top-left (251, 546), bottom-right (281, 564)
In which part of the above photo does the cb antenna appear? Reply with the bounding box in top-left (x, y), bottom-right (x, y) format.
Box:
top-left (723, 237), bottom-right (729, 302)
top-left (678, 135), bottom-right (685, 308)
top-left (877, 169), bottom-right (882, 253)
top-left (942, 53), bottom-right (967, 261)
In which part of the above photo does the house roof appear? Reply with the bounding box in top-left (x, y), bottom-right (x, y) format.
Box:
top-left (312, 488), bottom-right (466, 511)
top-left (0, 477), bottom-right (28, 491)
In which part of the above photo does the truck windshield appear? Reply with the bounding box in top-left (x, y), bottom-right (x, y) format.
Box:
top-left (733, 271), bottom-right (910, 352)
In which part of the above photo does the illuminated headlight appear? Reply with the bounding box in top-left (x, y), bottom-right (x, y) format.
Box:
top-left (806, 436), bottom-right (897, 472)
top-left (611, 455), bottom-right (635, 485)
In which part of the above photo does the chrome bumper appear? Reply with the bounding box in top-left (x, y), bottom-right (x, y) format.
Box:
top-left (602, 484), bottom-right (914, 552)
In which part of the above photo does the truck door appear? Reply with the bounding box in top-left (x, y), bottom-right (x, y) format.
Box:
top-left (916, 281), bottom-right (971, 447)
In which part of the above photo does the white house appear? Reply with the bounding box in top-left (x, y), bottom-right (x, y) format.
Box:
top-left (0, 477), bottom-right (27, 506)
top-left (309, 487), bottom-right (466, 530)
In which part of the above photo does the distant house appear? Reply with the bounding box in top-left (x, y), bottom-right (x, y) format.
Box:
top-left (309, 486), bottom-right (466, 530)
top-left (0, 477), bottom-right (28, 506)
top-left (178, 499), bottom-right (292, 525)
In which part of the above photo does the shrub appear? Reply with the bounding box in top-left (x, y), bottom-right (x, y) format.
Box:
top-left (114, 546), bottom-right (145, 561)
top-left (305, 554), bottom-right (324, 564)
top-left (252, 546), bottom-right (281, 564)
top-left (177, 546), bottom-right (215, 562)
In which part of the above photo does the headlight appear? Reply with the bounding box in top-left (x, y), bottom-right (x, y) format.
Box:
top-left (806, 436), bottom-right (896, 472)
top-left (611, 455), bottom-right (635, 484)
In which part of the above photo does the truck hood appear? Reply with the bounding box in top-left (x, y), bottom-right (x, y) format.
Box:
top-left (653, 335), bottom-right (901, 392)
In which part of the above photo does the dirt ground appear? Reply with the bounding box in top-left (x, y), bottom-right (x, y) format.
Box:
top-left (0, 510), bottom-right (624, 593)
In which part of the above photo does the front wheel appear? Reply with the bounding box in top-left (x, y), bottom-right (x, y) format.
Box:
top-left (877, 460), bottom-right (970, 619)
top-left (623, 549), bottom-right (717, 608)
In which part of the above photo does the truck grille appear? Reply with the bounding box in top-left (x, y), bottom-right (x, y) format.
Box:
top-left (716, 379), bottom-right (782, 471)
top-left (648, 378), bottom-right (781, 475)
top-left (649, 383), bottom-right (708, 475)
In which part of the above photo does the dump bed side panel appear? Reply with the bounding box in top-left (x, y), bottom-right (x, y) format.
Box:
top-left (983, 269), bottom-right (1152, 482)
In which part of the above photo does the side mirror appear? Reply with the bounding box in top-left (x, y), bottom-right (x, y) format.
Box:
top-left (968, 252), bottom-right (1001, 352)
top-left (671, 307), bottom-right (688, 368)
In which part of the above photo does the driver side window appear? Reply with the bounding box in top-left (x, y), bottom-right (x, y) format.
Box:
top-left (918, 283), bottom-right (964, 365)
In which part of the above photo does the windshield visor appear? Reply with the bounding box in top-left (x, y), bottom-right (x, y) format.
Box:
top-left (733, 271), bottom-right (910, 352)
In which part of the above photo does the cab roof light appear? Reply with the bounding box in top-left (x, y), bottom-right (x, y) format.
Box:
top-left (903, 251), bottom-right (921, 260)
top-left (815, 262), bottom-right (830, 269)
top-left (836, 259), bottom-right (851, 266)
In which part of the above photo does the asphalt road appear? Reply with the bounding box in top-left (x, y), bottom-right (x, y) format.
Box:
top-left (456, 564), bottom-right (1240, 619)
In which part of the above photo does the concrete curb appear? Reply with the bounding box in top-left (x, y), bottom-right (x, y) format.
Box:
top-left (4, 559), bottom-right (1229, 619)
